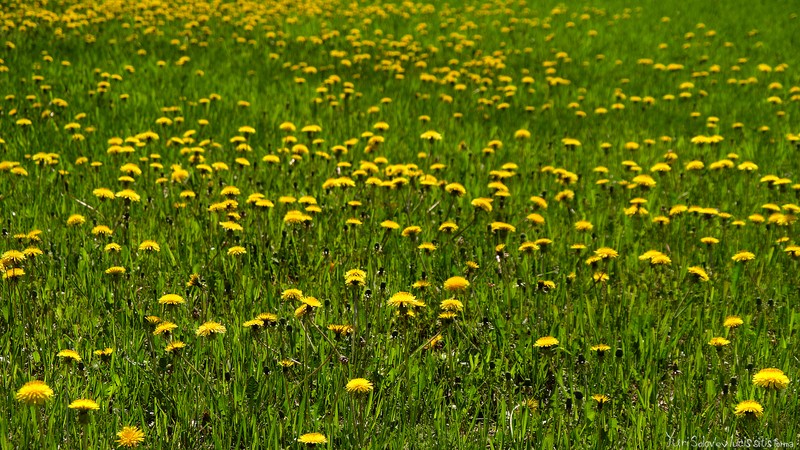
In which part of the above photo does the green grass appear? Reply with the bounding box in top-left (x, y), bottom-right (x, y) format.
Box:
top-left (1, 0), bottom-right (799, 448)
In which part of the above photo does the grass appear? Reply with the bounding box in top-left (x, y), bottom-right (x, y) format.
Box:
top-left (1, 0), bottom-right (799, 448)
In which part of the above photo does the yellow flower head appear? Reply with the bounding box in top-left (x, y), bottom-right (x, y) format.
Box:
top-left (345, 378), bottom-right (374, 394)
top-left (724, 316), bottom-right (743, 328)
top-left (116, 426), bottom-right (146, 448)
top-left (298, 432), bottom-right (327, 445)
top-left (57, 349), bottom-right (81, 362)
top-left (68, 398), bottom-right (99, 412)
top-left (534, 336), bottom-right (559, 348)
top-left (444, 276), bottom-right (470, 292)
top-left (708, 337), bottom-right (730, 347)
top-left (732, 251), bottom-right (755, 262)
top-left (158, 294), bottom-right (185, 305)
top-left (388, 291), bottom-right (425, 308)
top-left (281, 289), bottom-right (304, 301)
top-left (752, 368), bottom-right (790, 390)
top-left (196, 321), bottom-right (226, 337)
top-left (734, 400), bottom-right (763, 418)
top-left (15, 380), bottom-right (54, 405)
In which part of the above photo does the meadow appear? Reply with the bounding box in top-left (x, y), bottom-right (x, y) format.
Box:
top-left (1, 0), bottom-right (799, 448)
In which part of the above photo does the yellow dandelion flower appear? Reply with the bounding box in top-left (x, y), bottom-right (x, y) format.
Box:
top-left (724, 316), bottom-right (743, 328)
top-left (67, 214), bottom-right (86, 226)
top-left (196, 321), bottom-right (226, 337)
top-left (732, 251), bottom-right (755, 262)
top-left (752, 368), bottom-right (790, 390)
top-left (57, 349), bottom-right (81, 362)
top-left (708, 337), bottom-right (730, 347)
top-left (298, 433), bottom-right (327, 445)
top-left (15, 380), bottom-right (54, 405)
top-left (534, 336), bottom-right (559, 348)
top-left (734, 400), bottom-right (763, 418)
top-left (158, 294), bottom-right (185, 305)
top-left (345, 378), bottom-right (374, 394)
top-left (138, 240), bottom-right (160, 252)
top-left (281, 289), bottom-right (304, 301)
top-left (68, 399), bottom-right (99, 412)
top-left (444, 276), bottom-right (470, 292)
top-left (116, 426), bottom-right (146, 448)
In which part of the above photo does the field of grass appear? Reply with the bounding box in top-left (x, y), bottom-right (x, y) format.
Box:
top-left (1, 0), bottom-right (799, 448)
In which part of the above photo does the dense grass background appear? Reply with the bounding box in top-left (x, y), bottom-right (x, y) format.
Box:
top-left (1, 0), bottom-right (799, 448)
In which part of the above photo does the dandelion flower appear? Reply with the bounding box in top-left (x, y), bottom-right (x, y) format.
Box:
top-left (328, 324), bottom-right (354, 336)
top-left (345, 378), bottom-right (374, 394)
top-left (732, 251), bottom-right (755, 262)
top-left (708, 337), bottom-right (730, 347)
top-left (116, 426), bottom-right (146, 448)
top-left (440, 298), bottom-right (464, 312)
top-left (243, 319), bottom-right (265, 328)
top-left (534, 336), bottom-right (559, 348)
top-left (298, 432), bottom-right (327, 445)
top-left (67, 214), bottom-right (86, 226)
top-left (752, 368), bottom-right (790, 390)
top-left (688, 266), bottom-right (710, 282)
top-left (219, 221), bottom-right (243, 232)
top-left (592, 394), bottom-right (610, 406)
top-left (590, 344), bottom-right (611, 355)
top-left (153, 322), bottom-right (178, 336)
top-left (138, 240), bottom-right (160, 252)
top-left (227, 246), bottom-right (247, 256)
top-left (158, 294), bottom-right (185, 305)
top-left (387, 291), bottom-right (425, 308)
top-left (105, 266), bottom-right (126, 275)
top-left (281, 289), bottom-right (304, 301)
top-left (594, 247), bottom-right (619, 259)
top-left (196, 321), bottom-right (226, 337)
top-left (490, 222), bottom-right (516, 233)
top-left (471, 197), bottom-right (493, 212)
top-left (165, 341), bottom-right (186, 353)
top-left (68, 399), bottom-right (99, 411)
top-left (444, 276), bottom-right (470, 292)
top-left (420, 130), bottom-right (442, 141)
top-left (734, 400), bottom-right (763, 418)
top-left (401, 226), bottom-right (422, 237)
top-left (15, 380), bottom-right (54, 405)
top-left (380, 220), bottom-right (400, 230)
top-left (57, 349), bottom-right (81, 362)
top-left (724, 316), bottom-right (743, 328)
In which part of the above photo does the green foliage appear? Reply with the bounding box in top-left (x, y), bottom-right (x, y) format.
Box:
top-left (1, 0), bottom-right (799, 448)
